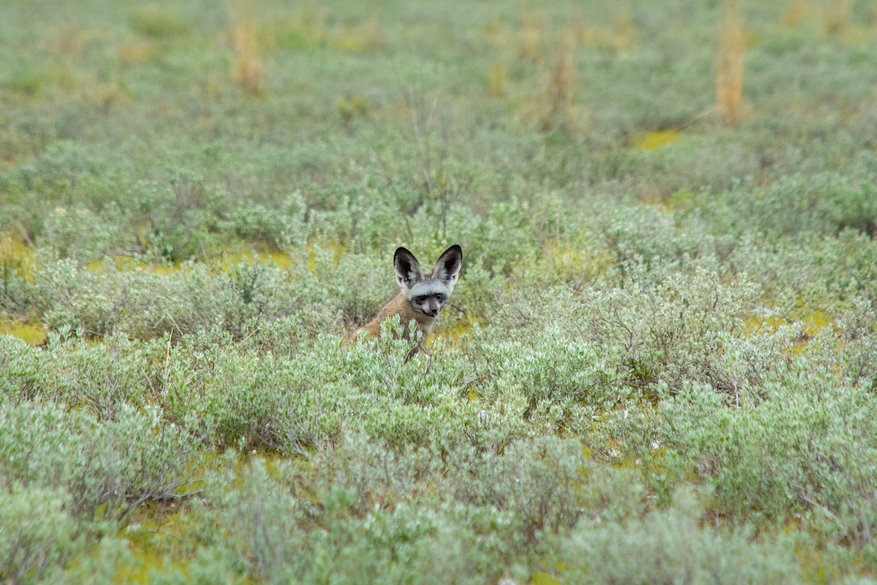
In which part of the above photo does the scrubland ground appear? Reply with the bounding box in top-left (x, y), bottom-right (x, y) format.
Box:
top-left (2, 0), bottom-right (877, 583)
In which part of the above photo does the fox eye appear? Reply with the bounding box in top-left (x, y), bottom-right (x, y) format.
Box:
top-left (435, 294), bottom-right (446, 302)
top-left (414, 295), bottom-right (426, 303)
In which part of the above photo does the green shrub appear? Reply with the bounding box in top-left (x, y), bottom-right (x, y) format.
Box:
top-left (202, 454), bottom-right (516, 585)
top-left (0, 399), bottom-right (202, 524)
top-left (0, 487), bottom-right (81, 584)
top-left (658, 369), bottom-right (877, 545)
top-left (553, 487), bottom-right (802, 585)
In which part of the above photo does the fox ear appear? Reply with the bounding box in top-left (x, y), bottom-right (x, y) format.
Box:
top-left (432, 245), bottom-right (463, 287)
top-left (394, 247), bottom-right (423, 289)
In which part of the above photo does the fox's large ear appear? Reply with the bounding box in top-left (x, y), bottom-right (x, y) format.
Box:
top-left (394, 247), bottom-right (423, 289)
top-left (432, 245), bottom-right (463, 287)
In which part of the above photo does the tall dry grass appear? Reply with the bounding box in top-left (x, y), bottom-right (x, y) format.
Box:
top-left (716, 0), bottom-right (744, 125)
top-left (780, 0), bottom-right (808, 28)
top-left (823, 0), bottom-right (850, 35)
top-left (539, 30), bottom-right (576, 130)
top-left (549, 31), bottom-right (575, 115)
top-left (519, 14), bottom-right (542, 64)
top-left (231, 0), bottom-right (265, 98)
top-left (488, 63), bottom-right (508, 98)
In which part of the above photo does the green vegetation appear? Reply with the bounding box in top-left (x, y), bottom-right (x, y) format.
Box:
top-left (2, 0), bottom-right (877, 582)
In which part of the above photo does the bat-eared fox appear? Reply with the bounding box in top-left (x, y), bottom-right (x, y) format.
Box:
top-left (353, 245), bottom-right (463, 355)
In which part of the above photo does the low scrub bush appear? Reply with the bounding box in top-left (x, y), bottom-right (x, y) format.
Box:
top-left (659, 371), bottom-right (877, 545)
top-left (554, 488), bottom-right (802, 585)
top-left (0, 397), bottom-right (201, 524)
top-left (0, 487), bottom-right (81, 584)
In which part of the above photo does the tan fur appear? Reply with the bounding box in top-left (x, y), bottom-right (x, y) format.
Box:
top-left (352, 292), bottom-right (437, 349)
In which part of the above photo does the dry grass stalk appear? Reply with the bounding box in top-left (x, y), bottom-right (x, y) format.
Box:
top-left (89, 81), bottom-right (132, 113)
top-left (519, 15), bottom-right (542, 63)
top-left (609, 11), bottom-right (637, 54)
top-left (118, 41), bottom-right (151, 66)
top-left (572, 14), bottom-right (589, 46)
top-left (44, 26), bottom-right (84, 60)
top-left (780, 0), bottom-right (808, 28)
top-left (485, 16), bottom-right (506, 48)
top-left (538, 30), bottom-right (576, 131)
top-left (549, 31), bottom-right (575, 114)
top-left (488, 63), bottom-right (507, 98)
top-left (823, 0), bottom-right (850, 35)
top-left (716, 0), bottom-right (744, 125)
top-left (231, 0), bottom-right (264, 98)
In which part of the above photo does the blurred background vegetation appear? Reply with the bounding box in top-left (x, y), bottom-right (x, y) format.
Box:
top-left (2, 0), bottom-right (877, 583)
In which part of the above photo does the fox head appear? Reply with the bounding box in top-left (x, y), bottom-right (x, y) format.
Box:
top-left (394, 245), bottom-right (463, 318)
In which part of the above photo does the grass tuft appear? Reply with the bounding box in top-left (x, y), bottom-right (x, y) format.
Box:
top-left (548, 32), bottom-right (575, 114)
top-left (518, 14), bottom-right (542, 64)
top-left (488, 63), bottom-right (507, 98)
top-left (88, 81), bottom-right (131, 113)
top-left (3, 66), bottom-right (46, 97)
top-left (484, 16), bottom-right (508, 48)
top-left (538, 30), bottom-right (576, 131)
top-left (608, 10), bottom-right (638, 54)
top-left (331, 17), bottom-right (387, 52)
top-left (130, 8), bottom-right (189, 39)
top-left (231, 0), bottom-right (265, 99)
top-left (0, 233), bottom-right (33, 284)
top-left (716, 0), bottom-right (745, 125)
top-left (337, 95), bottom-right (369, 123)
top-left (780, 0), bottom-right (809, 28)
top-left (823, 0), bottom-right (850, 36)
top-left (118, 41), bottom-right (152, 67)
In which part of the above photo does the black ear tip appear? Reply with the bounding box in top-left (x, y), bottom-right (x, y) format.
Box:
top-left (445, 244), bottom-right (463, 261)
top-left (395, 247), bottom-right (421, 271)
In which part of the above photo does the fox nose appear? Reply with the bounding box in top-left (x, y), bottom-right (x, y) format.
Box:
top-left (425, 301), bottom-right (441, 317)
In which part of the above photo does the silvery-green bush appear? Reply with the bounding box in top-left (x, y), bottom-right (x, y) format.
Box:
top-left (553, 487), bottom-right (802, 585)
top-left (0, 487), bottom-right (80, 584)
top-left (0, 396), bottom-right (201, 523)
